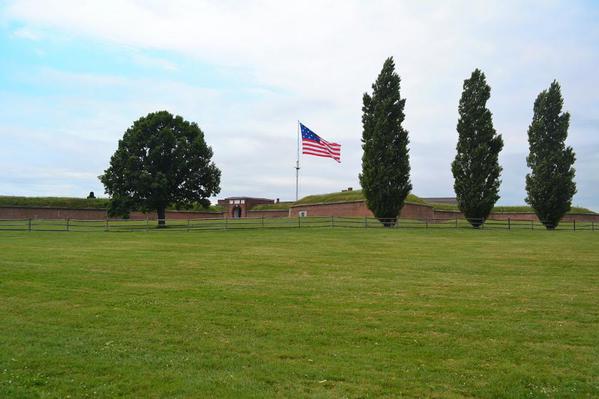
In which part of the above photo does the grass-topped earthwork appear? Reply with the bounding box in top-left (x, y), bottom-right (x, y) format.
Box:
top-left (429, 201), bottom-right (595, 214)
top-left (0, 196), bottom-right (223, 212)
top-left (0, 195), bottom-right (111, 209)
top-left (3, 193), bottom-right (595, 215)
top-left (294, 190), bottom-right (425, 206)
top-left (251, 202), bottom-right (294, 211)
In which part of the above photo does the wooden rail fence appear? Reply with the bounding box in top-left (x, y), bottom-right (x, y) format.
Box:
top-left (0, 216), bottom-right (596, 232)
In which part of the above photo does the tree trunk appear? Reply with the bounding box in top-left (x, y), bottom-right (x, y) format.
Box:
top-left (379, 218), bottom-right (397, 228)
top-left (466, 217), bottom-right (484, 229)
top-left (157, 207), bottom-right (166, 228)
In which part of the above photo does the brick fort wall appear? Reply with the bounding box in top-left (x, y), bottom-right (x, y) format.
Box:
top-left (0, 206), bottom-right (223, 220)
top-left (289, 201), bottom-right (599, 223)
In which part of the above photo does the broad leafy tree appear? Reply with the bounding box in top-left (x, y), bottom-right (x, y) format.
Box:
top-left (452, 69), bottom-right (503, 227)
top-left (360, 57), bottom-right (412, 227)
top-left (100, 111), bottom-right (221, 227)
top-left (525, 81), bottom-right (576, 229)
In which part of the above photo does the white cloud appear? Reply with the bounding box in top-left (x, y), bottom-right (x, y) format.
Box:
top-left (11, 25), bottom-right (40, 40)
top-left (130, 52), bottom-right (178, 71)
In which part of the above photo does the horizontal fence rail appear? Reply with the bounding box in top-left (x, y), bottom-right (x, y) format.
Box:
top-left (0, 216), bottom-right (596, 233)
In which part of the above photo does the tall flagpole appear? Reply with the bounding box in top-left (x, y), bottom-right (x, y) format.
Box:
top-left (295, 120), bottom-right (300, 201)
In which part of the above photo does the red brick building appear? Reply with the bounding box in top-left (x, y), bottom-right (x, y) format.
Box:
top-left (217, 197), bottom-right (275, 218)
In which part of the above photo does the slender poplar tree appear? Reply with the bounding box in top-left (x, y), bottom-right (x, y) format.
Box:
top-left (360, 57), bottom-right (411, 227)
top-left (525, 81), bottom-right (576, 229)
top-left (452, 69), bottom-right (503, 228)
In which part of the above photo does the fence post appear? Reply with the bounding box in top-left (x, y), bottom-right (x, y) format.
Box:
top-left (105, 219), bottom-right (109, 232)
top-left (425, 218), bottom-right (428, 229)
top-left (187, 217), bottom-right (190, 232)
top-left (508, 217), bottom-right (511, 230)
top-left (298, 216), bottom-right (301, 228)
top-left (573, 219), bottom-right (576, 231)
top-left (331, 216), bottom-right (335, 228)
top-left (262, 216), bottom-right (265, 228)
top-left (531, 220), bottom-right (534, 230)
top-left (146, 216), bottom-right (149, 232)
top-left (28, 218), bottom-right (32, 232)
top-left (66, 218), bottom-right (70, 232)
top-left (455, 217), bottom-right (458, 228)
top-left (364, 216), bottom-right (367, 228)
top-left (225, 217), bottom-right (228, 230)
top-left (592, 221), bottom-right (595, 232)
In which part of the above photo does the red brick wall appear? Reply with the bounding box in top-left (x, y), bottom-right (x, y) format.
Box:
top-left (434, 209), bottom-right (599, 223)
top-left (156, 210), bottom-right (224, 220)
top-left (246, 209), bottom-right (289, 218)
top-left (2, 204), bottom-right (597, 223)
top-left (289, 201), bottom-right (434, 219)
top-left (432, 209), bottom-right (462, 220)
top-left (560, 213), bottom-right (599, 222)
top-left (486, 212), bottom-right (599, 223)
top-left (288, 201), bottom-right (599, 223)
top-left (290, 201), bottom-right (372, 217)
top-left (0, 206), bottom-right (223, 220)
top-left (402, 203), bottom-right (435, 220)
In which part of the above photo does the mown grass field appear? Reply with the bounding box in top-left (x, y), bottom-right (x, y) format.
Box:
top-left (1, 228), bottom-right (598, 398)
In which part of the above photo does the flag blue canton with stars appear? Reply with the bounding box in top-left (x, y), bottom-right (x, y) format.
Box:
top-left (300, 123), bottom-right (320, 141)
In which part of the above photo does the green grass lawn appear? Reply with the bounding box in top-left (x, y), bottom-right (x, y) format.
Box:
top-left (1, 229), bottom-right (598, 398)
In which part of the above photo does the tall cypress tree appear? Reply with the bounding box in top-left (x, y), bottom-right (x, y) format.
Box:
top-left (452, 69), bottom-right (503, 228)
top-left (525, 81), bottom-right (576, 229)
top-left (360, 57), bottom-right (411, 227)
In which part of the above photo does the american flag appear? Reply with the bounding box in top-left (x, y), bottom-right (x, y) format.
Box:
top-left (300, 123), bottom-right (341, 163)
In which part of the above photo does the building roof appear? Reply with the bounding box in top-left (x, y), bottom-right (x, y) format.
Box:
top-left (220, 197), bottom-right (274, 201)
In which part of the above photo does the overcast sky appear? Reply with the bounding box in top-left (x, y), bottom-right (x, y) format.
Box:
top-left (1, 0), bottom-right (598, 209)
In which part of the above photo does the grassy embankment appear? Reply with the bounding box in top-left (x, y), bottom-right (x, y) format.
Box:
top-left (0, 196), bottom-right (111, 209)
top-left (251, 202), bottom-right (294, 211)
top-left (1, 228), bottom-right (598, 397)
top-left (251, 190), bottom-right (595, 214)
top-left (1, 193), bottom-right (594, 214)
top-left (253, 191), bottom-right (425, 210)
top-left (0, 196), bottom-right (223, 212)
top-left (429, 202), bottom-right (595, 214)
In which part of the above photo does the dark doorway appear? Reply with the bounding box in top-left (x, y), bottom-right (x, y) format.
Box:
top-left (232, 206), bottom-right (242, 218)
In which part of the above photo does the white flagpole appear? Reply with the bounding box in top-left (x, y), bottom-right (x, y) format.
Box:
top-left (295, 120), bottom-right (300, 201)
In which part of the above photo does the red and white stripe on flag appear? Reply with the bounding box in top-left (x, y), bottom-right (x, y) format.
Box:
top-left (302, 139), bottom-right (341, 162)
